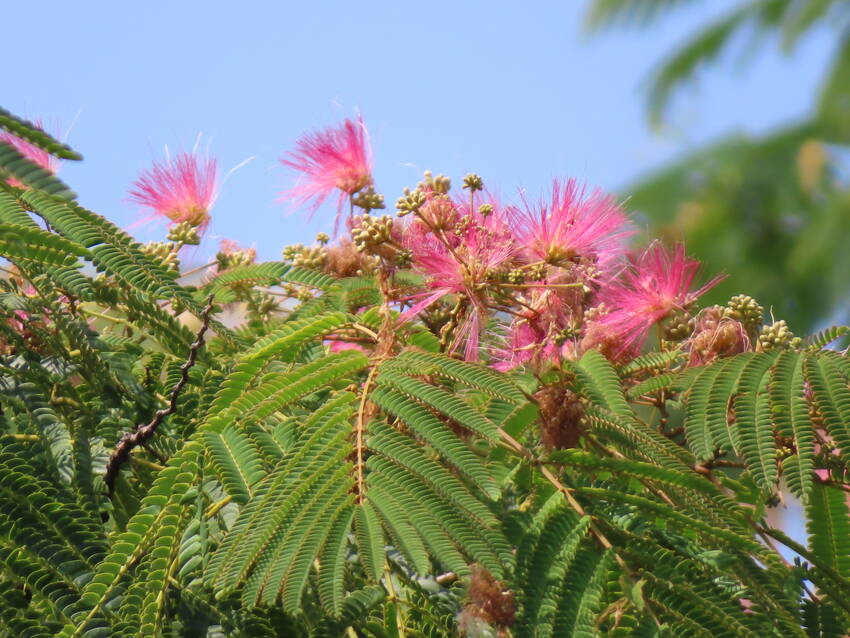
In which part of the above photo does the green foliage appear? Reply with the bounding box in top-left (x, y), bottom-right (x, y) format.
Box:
top-left (2, 104), bottom-right (849, 636)
top-left (0, 146), bottom-right (77, 198)
top-left (0, 107), bottom-right (82, 160)
top-left (0, 111), bottom-right (80, 198)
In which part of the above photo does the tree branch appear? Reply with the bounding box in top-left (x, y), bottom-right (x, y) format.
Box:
top-left (104, 296), bottom-right (215, 494)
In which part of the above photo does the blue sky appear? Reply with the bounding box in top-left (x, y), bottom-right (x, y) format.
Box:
top-left (4, 1), bottom-right (834, 263)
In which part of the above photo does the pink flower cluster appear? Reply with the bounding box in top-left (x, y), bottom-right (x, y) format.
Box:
top-left (127, 116), bottom-right (373, 238)
top-left (510, 179), bottom-right (633, 270)
top-left (401, 200), bottom-right (518, 360)
top-left (271, 115), bottom-right (723, 367)
top-left (11, 111), bottom-right (721, 369)
top-left (400, 183), bottom-right (721, 367)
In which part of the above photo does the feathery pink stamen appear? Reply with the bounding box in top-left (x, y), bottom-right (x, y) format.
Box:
top-left (510, 179), bottom-right (632, 269)
top-left (401, 214), bottom-right (518, 360)
top-left (594, 241), bottom-right (725, 357)
top-left (129, 152), bottom-right (218, 229)
top-left (280, 116), bottom-right (373, 233)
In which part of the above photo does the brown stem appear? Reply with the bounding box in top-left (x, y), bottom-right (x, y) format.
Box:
top-left (501, 282), bottom-right (583, 290)
top-left (355, 364), bottom-right (380, 504)
top-left (177, 261), bottom-right (217, 280)
top-left (323, 335), bottom-right (374, 344)
top-left (104, 295), bottom-right (214, 494)
top-left (435, 571), bottom-right (457, 585)
top-left (353, 269), bottom-right (398, 503)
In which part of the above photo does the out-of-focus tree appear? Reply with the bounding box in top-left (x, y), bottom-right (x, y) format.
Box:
top-left (588, 0), bottom-right (850, 332)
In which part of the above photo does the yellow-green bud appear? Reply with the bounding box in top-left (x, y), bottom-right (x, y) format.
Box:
top-left (142, 241), bottom-right (179, 271)
top-left (462, 173), bottom-right (484, 192)
top-left (292, 245), bottom-right (327, 269)
top-left (167, 221), bottom-right (201, 246)
top-left (724, 294), bottom-right (763, 331)
top-left (352, 187), bottom-right (386, 213)
top-left (758, 320), bottom-right (802, 351)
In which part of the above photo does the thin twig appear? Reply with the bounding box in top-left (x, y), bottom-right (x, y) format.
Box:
top-left (129, 454), bottom-right (165, 472)
top-left (104, 296), bottom-right (215, 494)
top-left (355, 364), bottom-right (380, 504)
top-left (435, 571), bottom-right (457, 585)
top-left (142, 443), bottom-right (168, 463)
top-left (177, 261), bottom-right (217, 279)
top-left (500, 282), bottom-right (584, 290)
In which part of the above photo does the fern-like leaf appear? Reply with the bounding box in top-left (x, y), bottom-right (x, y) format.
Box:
top-left (806, 483), bottom-right (850, 580)
top-left (0, 107), bottom-right (82, 160)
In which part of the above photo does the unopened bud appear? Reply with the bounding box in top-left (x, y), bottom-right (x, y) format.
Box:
top-left (478, 203), bottom-right (494, 217)
top-left (462, 173), bottom-right (484, 192)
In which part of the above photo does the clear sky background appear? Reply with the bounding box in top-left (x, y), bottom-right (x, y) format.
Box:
top-left (3, 0), bottom-right (834, 264)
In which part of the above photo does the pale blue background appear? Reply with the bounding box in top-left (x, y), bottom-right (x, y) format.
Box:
top-left (3, 0), bottom-right (833, 265)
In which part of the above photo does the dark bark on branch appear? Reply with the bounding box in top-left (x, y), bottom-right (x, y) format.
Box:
top-left (104, 296), bottom-right (214, 494)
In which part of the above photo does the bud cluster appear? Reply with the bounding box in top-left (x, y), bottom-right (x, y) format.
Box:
top-left (166, 221), bottom-right (201, 246)
top-left (462, 173), bottom-right (484, 192)
top-left (418, 170), bottom-right (451, 194)
top-left (723, 294), bottom-right (763, 332)
top-left (216, 247), bottom-right (256, 272)
top-left (417, 193), bottom-right (457, 231)
top-left (351, 187), bottom-right (385, 213)
top-left (143, 241), bottom-right (179, 270)
top-left (395, 188), bottom-right (426, 217)
top-left (687, 306), bottom-right (750, 365)
top-left (526, 263), bottom-right (548, 282)
top-left (663, 309), bottom-right (693, 342)
top-left (394, 248), bottom-right (413, 268)
top-left (351, 214), bottom-right (394, 253)
top-left (283, 243), bottom-right (327, 269)
top-left (506, 268), bottom-right (525, 285)
top-left (282, 283), bottom-right (315, 303)
top-left (758, 320), bottom-right (802, 351)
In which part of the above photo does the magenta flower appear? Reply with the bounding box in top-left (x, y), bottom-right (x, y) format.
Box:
top-left (280, 116), bottom-right (373, 231)
top-left (593, 241), bottom-right (724, 357)
top-left (509, 179), bottom-right (632, 269)
top-left (402, 218), bottom-right (518, 360)
top-left (129, 152), bottom-right (218, 229)
top-left (0, 120), bottom-right (60, 187)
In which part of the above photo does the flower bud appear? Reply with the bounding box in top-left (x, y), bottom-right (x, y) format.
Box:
top-left (462, 173), bottom-right (484, 192)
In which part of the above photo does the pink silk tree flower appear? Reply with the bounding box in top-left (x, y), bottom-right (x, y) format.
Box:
top-left (401, 220), bottom-right (518, 360)
top-left (593, 241), bottom-right (725, 358)
top-left (0, 120), bottom-right (60, 187)
top-left (279, 116), bottom-right (373, 232)
top-left (509, 179), bottom-right (633, 269)
top-left (129, 152), bottom-right (218, 229)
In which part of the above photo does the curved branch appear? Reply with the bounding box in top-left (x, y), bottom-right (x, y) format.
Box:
top-left (104, 295), bottom-right (215, 493)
